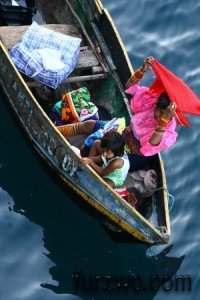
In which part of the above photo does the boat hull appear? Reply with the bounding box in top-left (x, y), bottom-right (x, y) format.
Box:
top-left (0, 1), bottom-right (36, 25)
top-left (0, 0), bottom-right (170, 244)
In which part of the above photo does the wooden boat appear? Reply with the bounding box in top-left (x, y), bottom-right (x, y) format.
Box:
top-left (0, 0), bottom-right (36, 25)
top-left (0, 0), bottom-right (170, 244)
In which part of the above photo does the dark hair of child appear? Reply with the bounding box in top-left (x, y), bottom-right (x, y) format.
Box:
top-left (101, 131), bottom-right (125, 157)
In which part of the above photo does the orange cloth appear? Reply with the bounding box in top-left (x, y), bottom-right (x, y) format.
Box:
top-left (57, 123), bottom-right (79, 136)
top-left (148, 59), bottom-right (200, 127)
top-left (61, 92), bottom-right (79, 123)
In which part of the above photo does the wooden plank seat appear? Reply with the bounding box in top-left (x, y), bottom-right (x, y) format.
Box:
top-left (0, 24), bottom-right (107, 84)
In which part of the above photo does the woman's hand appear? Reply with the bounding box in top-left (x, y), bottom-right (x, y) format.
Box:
top-left (149, 102), bottom-right (177, 146)
top-left (162, 102), bottom-right (177, 120)
top-left (125, 56), bottom-right (154, 88)
top-left (141, 56), bottom-right (154, 72)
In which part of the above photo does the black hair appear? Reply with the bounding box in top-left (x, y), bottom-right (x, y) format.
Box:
top-left (101, 131), bottom-right (125, 157)
top-left (156, 92), bottom-right (171, 109)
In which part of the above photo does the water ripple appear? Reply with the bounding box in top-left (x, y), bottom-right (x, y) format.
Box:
top-left (1, 0), bottom-right (200, 299)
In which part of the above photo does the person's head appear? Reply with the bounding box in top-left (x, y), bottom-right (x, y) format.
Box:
top-left (101, 131), bottom-right (125, 159)
top-left (154, 92), bottom-right (171, 121)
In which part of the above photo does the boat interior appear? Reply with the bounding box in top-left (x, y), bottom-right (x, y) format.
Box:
top-left (0, 0), bottom-right (37, 25)
top-left (0, 22), bottom-right (168, 235)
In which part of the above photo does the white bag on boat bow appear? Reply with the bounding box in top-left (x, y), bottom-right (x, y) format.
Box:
top-left (9, 22), bottom-right (81, 89)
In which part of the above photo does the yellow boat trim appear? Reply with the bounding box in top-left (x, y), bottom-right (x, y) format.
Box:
top-left (34, 144), bottom-right (168, 244)
top-left (102, 7), bottom-right (134, 74)
top-left (158, 153), bottom-right (171, 236)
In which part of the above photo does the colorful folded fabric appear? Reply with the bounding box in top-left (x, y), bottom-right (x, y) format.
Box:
top-left (53, 86), bottom-right (99, 124)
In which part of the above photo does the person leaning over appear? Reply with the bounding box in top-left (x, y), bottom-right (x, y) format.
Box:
top-left (123, 56), bottom-right (177, 171)
top-left (79, 131), bottom-right (130, 188)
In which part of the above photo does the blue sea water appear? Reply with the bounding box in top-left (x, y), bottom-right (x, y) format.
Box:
top-left (0, 0), bottom-right (200, 299)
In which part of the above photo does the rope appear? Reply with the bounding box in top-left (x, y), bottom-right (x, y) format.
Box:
top-left (153, 187), bottom-right (175, 212)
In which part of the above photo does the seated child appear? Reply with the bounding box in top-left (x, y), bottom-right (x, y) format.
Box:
top-left (79, 131), bottom-right (130, 188)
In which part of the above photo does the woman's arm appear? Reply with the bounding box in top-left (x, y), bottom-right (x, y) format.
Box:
top-left (125, 56), bottom-right (154, 89)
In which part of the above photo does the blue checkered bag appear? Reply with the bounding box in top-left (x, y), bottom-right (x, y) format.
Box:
top-left (9, 22), bottom-right (81, 89)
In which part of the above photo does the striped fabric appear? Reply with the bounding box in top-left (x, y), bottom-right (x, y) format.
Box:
top-left (9, 22), bottom-right (81, 89)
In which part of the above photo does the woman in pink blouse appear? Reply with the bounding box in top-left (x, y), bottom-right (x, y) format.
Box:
top-left (124, 56), bottom-right (177, 170)
top-left (57, 57), bottom-right (177, 172)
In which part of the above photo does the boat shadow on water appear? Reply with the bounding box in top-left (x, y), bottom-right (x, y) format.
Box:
top-left (6, 162), bottom-right (185, 297)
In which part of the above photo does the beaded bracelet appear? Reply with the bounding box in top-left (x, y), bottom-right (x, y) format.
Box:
top-left (158, 117), bottom-right (169, 128)
top-left (139, 67), bottom-right (145, 74)
top-left (131, 67), bottom-right (145, 81)
top-left (161, 116), bottom-right (169, 123)
top-left (129, 76), bottom-right (137, 84)
top-left (154, 130), bottom-right (164, 136)
top-left (156, 126), bottom-right (165, 132)
top-left (154, 125), bottom-right (165, 136)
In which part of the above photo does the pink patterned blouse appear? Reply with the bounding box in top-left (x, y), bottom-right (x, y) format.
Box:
top-left (125, 83), bottom-right (178, 156)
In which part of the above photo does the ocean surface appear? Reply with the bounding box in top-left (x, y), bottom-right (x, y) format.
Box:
top-left (0, 0), bottom-right (200, 299)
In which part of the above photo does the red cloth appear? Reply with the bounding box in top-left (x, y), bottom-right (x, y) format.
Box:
top-left (148, 59), bottom-right (200, 127)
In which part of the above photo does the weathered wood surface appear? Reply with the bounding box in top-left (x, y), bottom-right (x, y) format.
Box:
top-left (0, 24), bottom-right (81, 49)
top-left (76, 49), bottom-right (99, 69)
top-left (0, 24), bottom-right (99, 69)
top-left (27, 73), bottom-right (107, 87)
